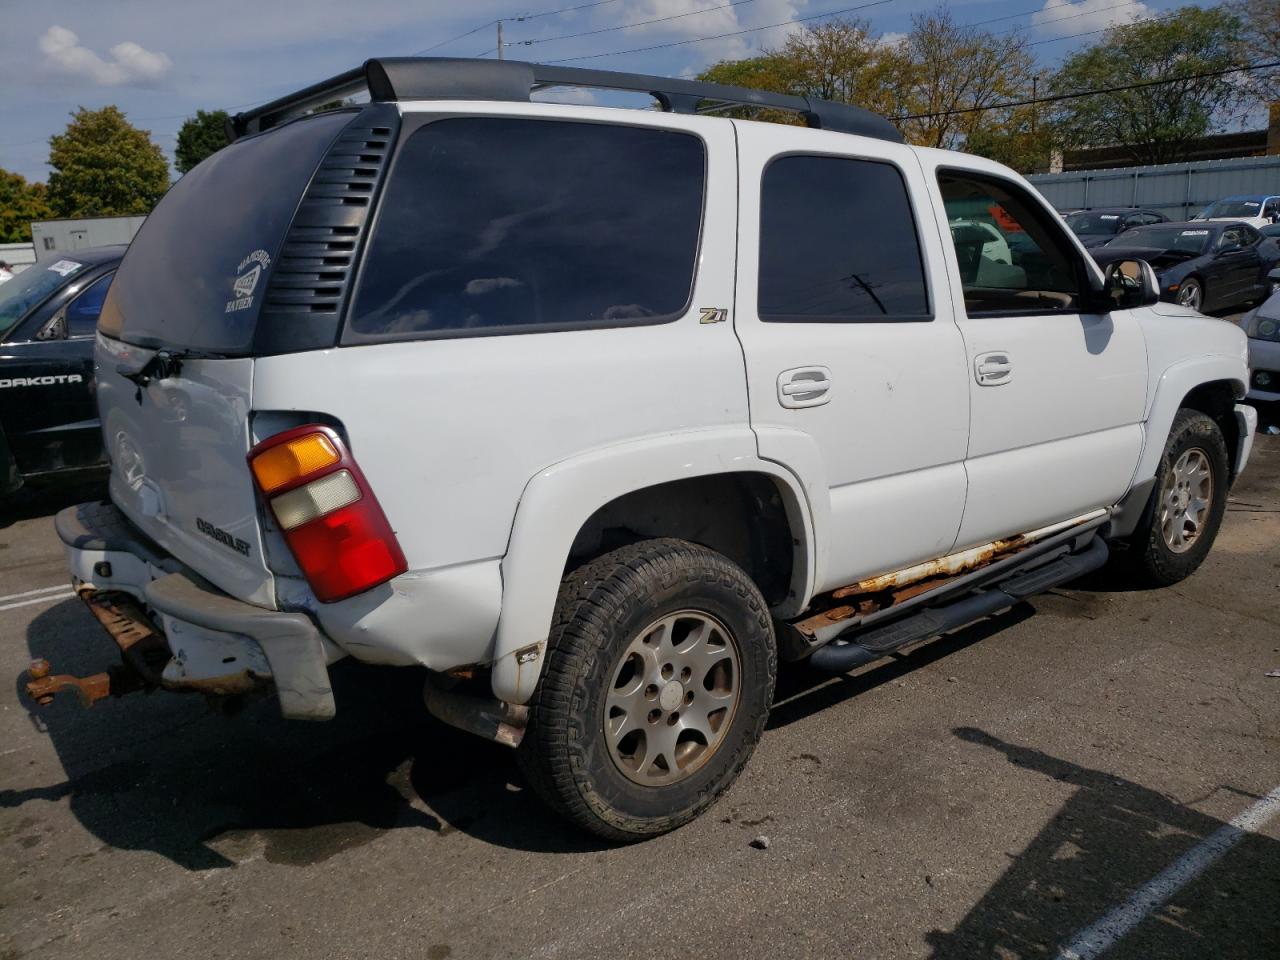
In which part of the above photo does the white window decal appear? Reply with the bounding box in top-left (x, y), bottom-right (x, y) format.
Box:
top-left (225, 249), bottom-right (271, 314)
top-left (47, 259), bottom-right (82, 277)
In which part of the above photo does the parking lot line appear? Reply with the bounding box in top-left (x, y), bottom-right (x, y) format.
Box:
top-left (1056, 783), bottom-right (1280, 960)
top-left (0, 584), bottom-right (70, 604)
top-left (0, 589), bottom-right (73, 612)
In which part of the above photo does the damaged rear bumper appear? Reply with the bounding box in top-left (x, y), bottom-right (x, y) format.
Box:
top-left (24, 502), bottom-right (338, 720)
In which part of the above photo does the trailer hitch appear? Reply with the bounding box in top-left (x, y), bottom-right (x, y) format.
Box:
top-left (22, 588), bottom-right (169, 709)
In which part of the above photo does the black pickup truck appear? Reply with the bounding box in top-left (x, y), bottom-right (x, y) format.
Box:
top-left (0, 246), bottom-right (123, 495)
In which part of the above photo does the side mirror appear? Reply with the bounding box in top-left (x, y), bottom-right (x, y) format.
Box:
top-left (1268, 267), bottom-right (1280, 283)
top-left (1102, 259), bottom-right (1160, 310)
top-left (34, 309), bottom-right (68, 341)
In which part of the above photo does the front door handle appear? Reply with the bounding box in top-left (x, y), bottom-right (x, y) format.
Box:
top-left (975, 351), bottom-right (1012, 386)
top-left (777, 366), bottom-right (832, 408)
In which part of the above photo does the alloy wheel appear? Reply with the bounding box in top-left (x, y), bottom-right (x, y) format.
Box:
top-left (1159, 447), bottom-right (1213, 554)
top-left (604, 611), bottom-right (741, 787)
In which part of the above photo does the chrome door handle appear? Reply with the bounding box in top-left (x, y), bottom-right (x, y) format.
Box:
top-left (777, 366), bottom-right (832, 408)
top-left (975, 351), bottom-right (1012, 386)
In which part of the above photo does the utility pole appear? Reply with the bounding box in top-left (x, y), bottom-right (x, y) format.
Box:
top-left (497, 20), bottom-right (504, 60)
top-left (1031, 74), bottom-right (1038, 137)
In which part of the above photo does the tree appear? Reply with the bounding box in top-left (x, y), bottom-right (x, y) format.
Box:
top-left (46, 106), bottom-right (170, 218)
top-left (1230, 0), bottom-right (1280, 101)
top-left (0, 169), bottom-right (53, 243)
top-left (899, 7), bottom-right (1037, 151)
top-left (175, 109), bottom-right (230, 174)
top-left (1048, 5), bottom-right (1247, 166)
top-left (698, 9), bottom-right (1047, 169)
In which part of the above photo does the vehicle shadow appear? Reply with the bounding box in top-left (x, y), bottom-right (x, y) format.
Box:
top-left (0, 477), bottom-right (107, 529)
top-left (925, 728), bottom-right (1280, 959)
top-left (6, 600), bottom-right (605, 870)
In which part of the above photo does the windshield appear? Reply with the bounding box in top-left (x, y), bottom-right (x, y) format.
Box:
top-left (1200, 199), bottom-right (1263, 218)
top-left (0, 259), bottom-right (85, 337)
top-left (1114, 226), bottom-right (1210, 255)
top-left (1065, 212), bottom-right (1125, 236)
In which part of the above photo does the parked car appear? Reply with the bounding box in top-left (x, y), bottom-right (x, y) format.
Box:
top-left (23, 59), bottom-right (1257, 841)
top-left (1236, 268), bottom-right (1280, 402)
top-left (0, 245), bottom-right (121, 495)
top-left (1193, 194), bottom-right (1280, 229)
top-left (1064, 207), bottom-right (1168, 248)
top-left (1092, 220), bottom-right (1279, 312)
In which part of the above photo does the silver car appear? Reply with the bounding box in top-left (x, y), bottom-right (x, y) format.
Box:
top-left (1238, 267), bottom-right (1280, 401)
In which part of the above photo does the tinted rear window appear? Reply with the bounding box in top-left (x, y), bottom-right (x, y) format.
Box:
top-left (99, 112), bottom-right (352, 354)
top-left (758, 155), bottom-right (930, 322)
top-left (346, 118), bottom-right (705, 340)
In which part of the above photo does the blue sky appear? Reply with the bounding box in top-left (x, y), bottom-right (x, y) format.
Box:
top-left (0, 0), bottom-right (1226, 182)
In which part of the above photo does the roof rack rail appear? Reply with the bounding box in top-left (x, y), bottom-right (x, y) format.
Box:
top-left (228, 57), bottom-right (904, 144)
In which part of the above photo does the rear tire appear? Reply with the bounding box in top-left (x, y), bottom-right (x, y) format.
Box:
top-left (519, 539), bottom-right (776, 841)
top-left (1120, 409), bottom-right (1229, 587)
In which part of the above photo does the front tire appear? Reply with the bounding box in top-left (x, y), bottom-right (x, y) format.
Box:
top-left (1176, 276), bottom-right (1204, 311)
top-left (1121, 409), bottom-right (1229, 587)
top-left (519, 539), bottom-right (776, 841)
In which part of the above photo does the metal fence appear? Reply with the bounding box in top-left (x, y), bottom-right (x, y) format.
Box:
top-left (1028, 154), bottom-right (1280, 220)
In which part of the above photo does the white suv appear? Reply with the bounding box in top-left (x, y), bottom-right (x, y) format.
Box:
top-left (28, 58), bottom-right (1256, 840)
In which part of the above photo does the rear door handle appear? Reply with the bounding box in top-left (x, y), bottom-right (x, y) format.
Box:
top-left (777, 366), bottom-right (832, 408)
top-left (975, 351), bottom-right (1012, 386)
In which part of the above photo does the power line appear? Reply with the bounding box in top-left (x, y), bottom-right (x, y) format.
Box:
top-left (892, 58), bottom-right (1280, 121)
top-left (511, 0), bottom-right (757, 48)
top-left (545, 0), bottom-right (895, 63)
top-left (1027, 10), bottom-right (1181, 46)
top-left (539, 0), bottom-right (1151, 65)
top-left (413, 19), bottom-right (498, 56)
top-left (412, 0), bottom-right (628, 56)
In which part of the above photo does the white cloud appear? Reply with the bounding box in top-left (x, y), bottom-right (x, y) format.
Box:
top-left (39, 25), bottom-right (172, 86)
top-left (875, 31), bottom-right (907, 49)
top-left (1031, 0), bottom-right (1152, 37)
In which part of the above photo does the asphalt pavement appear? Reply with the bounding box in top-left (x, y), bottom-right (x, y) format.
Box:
top-left (1, 413), bottom-right (1278, 960)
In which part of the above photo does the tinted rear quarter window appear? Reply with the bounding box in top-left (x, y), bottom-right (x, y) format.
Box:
top-left (99, 111), bottom-right (353, 354)
top-left (758, 155), bottom-right (930, 322)
top-left (347, 118), bottom-right (705, 340)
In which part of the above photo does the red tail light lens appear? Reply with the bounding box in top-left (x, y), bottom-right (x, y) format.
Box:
top-left (247, 425), bottom-right (407, 603)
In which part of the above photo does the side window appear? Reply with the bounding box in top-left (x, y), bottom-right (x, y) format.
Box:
top-left (66, 273), bottom-right (113, 337)
top-left (348, 118), bottom-right (705, 339)
top-left (938, 171), bottom-right (1083, 315)
top-left (1219, 227), bottom-right (1246, 250)
top-left (1241, 225), bottom-right (1262, 247)
top-left (757, 155), bottom-right (930, 322)
top-left (1141, 213), bottom-right (1165, 225)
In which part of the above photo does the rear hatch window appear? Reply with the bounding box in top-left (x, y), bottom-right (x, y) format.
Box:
top-left (345, 117), bottom-right (705, 340)
top-left (98, 110), bottom-right (354, 355)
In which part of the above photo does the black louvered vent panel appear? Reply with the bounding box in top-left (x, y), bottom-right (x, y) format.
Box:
top-left (254, 105), bottom-right (400, 354)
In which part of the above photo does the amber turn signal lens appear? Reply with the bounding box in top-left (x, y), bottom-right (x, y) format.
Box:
top-left (250, 433), bottom-right (339, 493)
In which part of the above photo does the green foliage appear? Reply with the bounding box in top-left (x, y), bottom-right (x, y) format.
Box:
top-left (1230, 0), bottom-right (1280, 100)
top-left (175, 109), bottom-right (230, 174)
top-left (900, 8), bottom-right (1037, 152)
top-left (0, 168), bottom-right (53, 243)
top-left (700, 7), bottom-right (1048, 170)
top-left (46, 106), bottom-right (170, 218)
top-left (1048, 5), bottom-right (1247, 165)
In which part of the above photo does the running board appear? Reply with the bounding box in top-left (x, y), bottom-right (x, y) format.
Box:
top-left (806, 537), bottom-right (1109, 674)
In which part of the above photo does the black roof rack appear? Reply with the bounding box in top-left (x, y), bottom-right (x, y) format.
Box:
top-left (228, 57), bottom-right (903, 144)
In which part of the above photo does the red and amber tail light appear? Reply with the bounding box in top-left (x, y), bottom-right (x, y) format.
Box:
top-left (247, 424), bottom-right (406, 603)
